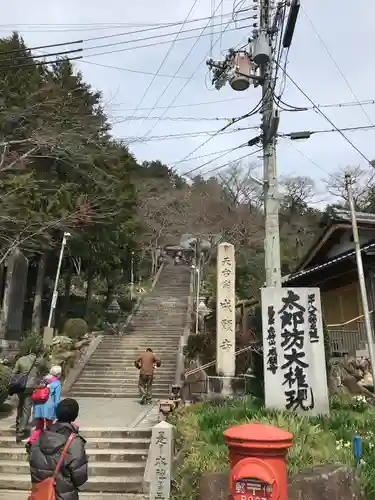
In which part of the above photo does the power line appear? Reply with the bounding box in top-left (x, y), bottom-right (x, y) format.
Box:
top-left (170, 146), bottom-right (238, 165)
top-left (0, 16), bottom-right (252, 61)
top-left (107, 97), bottom-right (375, 113)
top-left (79, 59), bottom-right (192, 79)
top-left (281, 124), bottom-right (375, 138)
top-left (109, 95), bottom-right (251, 111)
top-left (180, 142), bottom-right (247, 176)
top-left (276, 62), bottom-right (375, 167)
top-left (131, 0), bottom-right (201, 134)
top-left (125, 124), bottom-right (260, 143)
top-left (83, 24), bottom-right (251, 62)
top-left (142, 5), bottom-right (231, 139)
top-left (302, 6), bottom-right (374, 127)
top-left (182, 147), bottom-right (263, 177)
top-left (282, 140), bottom-right (329, 175)
top-left (0, 10), bottom-right (252, 34)
top-left (111, 114), bottom-right (231, 122)
top-left (140, 0), bottom-right (227, 136)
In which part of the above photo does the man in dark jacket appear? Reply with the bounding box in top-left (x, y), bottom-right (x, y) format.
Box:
top-left (29, 398), bottom-right (88, 500)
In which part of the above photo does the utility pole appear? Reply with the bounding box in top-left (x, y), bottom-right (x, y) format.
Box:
top-left (346, 173), bottom-right (375, 385)
top-left (260, 0), bottom-right (281, 287)
top-left (206, 1), bottom-right (300, 288)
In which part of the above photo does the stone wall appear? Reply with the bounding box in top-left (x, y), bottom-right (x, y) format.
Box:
top-left (199, 465), bottom-right (365, 500)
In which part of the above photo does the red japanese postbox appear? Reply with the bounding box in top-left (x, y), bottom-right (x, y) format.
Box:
top-left (223, 423), bottom-right (293, 500)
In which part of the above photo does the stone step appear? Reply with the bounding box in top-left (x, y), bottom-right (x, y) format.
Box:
top-left (86, 360), bottom-right (176, 367)
top-left (89, 356), bottom-right (177, 362)
top-left (0, 460), bottom-right (145, 476)
top-left (0, 491), bottom-right (147, 500)
top-left (78, 374), bottom-right (174, 382)
top-left (73, 381), bottom-right (171, 389)
top-left (0, 436), bottom-right (150, 450)
top-left (0, 427), bottom-right (151, 439)
top-left (0, 447), bottom-right (148, 462)
top-left (69, 390), bottom-right (168, 398)
top-left (93, 352), bottom-right (177, 357)
top-left (0, 474), bottom-right (143, 493)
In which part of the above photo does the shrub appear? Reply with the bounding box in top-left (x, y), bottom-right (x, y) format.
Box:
top-left (0, 364), bottom-right (11, 406)
top-left (171, 396), bottom-right (375, 500)
top-left (19, 331), bottom-right (44, 357)
top-left (63, 318), bottom-right (88, 340)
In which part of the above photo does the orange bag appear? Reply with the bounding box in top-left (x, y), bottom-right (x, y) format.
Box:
top-left (28, 433), bottom-right (75, 500)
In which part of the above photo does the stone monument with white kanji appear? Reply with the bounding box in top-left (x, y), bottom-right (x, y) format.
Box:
top-left (149, 421), bottom-right (174, 500)
top-left (216, 242), bottom-right (236, 395)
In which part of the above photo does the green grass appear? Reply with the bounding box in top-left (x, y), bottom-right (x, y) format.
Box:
top-left (170, 395), bottom-right (375, 500)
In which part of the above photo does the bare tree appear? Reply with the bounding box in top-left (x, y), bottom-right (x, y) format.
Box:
top-left (218, 160), bottom-right (263, 210)
top-left (326, 165), bottom-right (375, 209)
top-left (280, 175), bottom-right (315, 213)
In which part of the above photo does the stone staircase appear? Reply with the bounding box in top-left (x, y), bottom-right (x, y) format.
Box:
top-left (70, 264), bottom-right (191, 398)
top-left (0, 426), bottom-right (151, 498)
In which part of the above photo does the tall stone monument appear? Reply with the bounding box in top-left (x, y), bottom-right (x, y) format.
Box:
top-left (216, 242), bottom-right (236, 383)
top-left (261, 287), bottom-right (329, 416)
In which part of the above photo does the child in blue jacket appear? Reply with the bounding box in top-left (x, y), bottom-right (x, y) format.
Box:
top-left (26, 365), bottom-right (62, 445)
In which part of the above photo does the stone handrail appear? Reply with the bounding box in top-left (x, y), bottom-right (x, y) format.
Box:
top-left (174, 265), bottom-right (195, 386)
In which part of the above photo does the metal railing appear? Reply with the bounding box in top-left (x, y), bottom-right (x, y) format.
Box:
top-left (328, 323), bottom-right (366, 356)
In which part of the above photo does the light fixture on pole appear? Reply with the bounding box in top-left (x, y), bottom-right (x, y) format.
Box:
top-left (47, 232), bottom-right (71, 329)
top-left (191, 265), bottom-right (200, 334)
top-left (130, 251), bottom-right (135, 301)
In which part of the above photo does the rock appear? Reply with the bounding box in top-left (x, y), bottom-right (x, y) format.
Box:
top-left (53, 351), bottom-right (77, 363)
top-left (199, 466), bottom-right (364, 500)
top-left (288, 465), bottom-right (365, 500)
top-left (199, 471), bottom-right (229, 500)
top-left (52, 335), bottom-right (72, 346)
top-left (74, 339), bottom-right (91, 350)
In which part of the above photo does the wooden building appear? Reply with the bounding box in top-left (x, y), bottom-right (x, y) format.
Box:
top-left (283, 209), bottom-right (375, 356)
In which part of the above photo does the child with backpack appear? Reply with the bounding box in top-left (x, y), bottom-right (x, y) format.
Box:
top-left (26, 365), bottom-right (62, 446)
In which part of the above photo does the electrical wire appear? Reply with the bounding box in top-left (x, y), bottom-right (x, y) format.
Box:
top-left (124, 124), bottom-right (260, 143)
top-left (181, 147), bottom-right (263, 178)
top-left (0, 56), bottom-right (82, 71)
top-left (111, 114), bottom-right (232, 123)
top-left (143, 13), bottom-right (259, 145)
top-left (275, 62), bottom-right (375, 167)
top-left (128, 0), bottom-right (201, 128)
top-left (0, 47), bottom-right (83, 65)
top-left (0, 15), bottom-right (253, 62)
top-left (172, 97), bottom-right (263, 168)
top-left (0, 10), bottom-right (252, 35)
top-left (180, 142), bottom-right (248, 176)
top-left (282, 140), bottom-right (328, 174)
top-left (108, 97), bottom-right (375, 113)
top-left (169, 146), bottom-right (239, 165)
top-left (79, 59), bottom-right (192, 79)
top-left (302, 6), bottom-right (374, 127)
top-left (280, 124), bottom-right (375, 137)
top-left (136, 0), bottom-right (223, 136)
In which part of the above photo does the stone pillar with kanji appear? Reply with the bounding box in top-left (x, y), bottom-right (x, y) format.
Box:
top-left (216, 242), bottom-right (236, 386)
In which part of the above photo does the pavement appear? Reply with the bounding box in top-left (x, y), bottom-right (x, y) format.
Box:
top-left (0, 396), bottom-right (159, 430)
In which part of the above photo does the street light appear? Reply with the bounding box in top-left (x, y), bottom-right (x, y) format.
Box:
top-left (191, 265), bottom-right (200, 334)
top-left (47, 232), bottom-right (71, 328)
top-left (130, 250), bottom-right (135, 301)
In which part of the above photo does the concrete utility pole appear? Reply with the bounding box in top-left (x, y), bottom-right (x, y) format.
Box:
top-left (260, 0), bottom-right (281, 287)
top-left (346, 173), bottom-right (375, 384)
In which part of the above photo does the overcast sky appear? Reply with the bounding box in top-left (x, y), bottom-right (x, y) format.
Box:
top-left (1, 0), bottom-right (374, 204)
